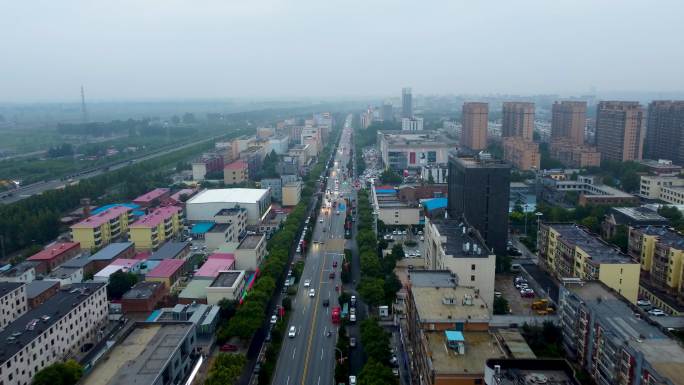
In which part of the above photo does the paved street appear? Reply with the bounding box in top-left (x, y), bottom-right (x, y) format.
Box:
top-left (272, 115), bottom-right (355, 385)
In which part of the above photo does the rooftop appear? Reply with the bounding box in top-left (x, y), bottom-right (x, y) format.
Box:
top-left (190, 221), bottom-right (215, 235)
top-left (130, 206), bottom-right (181, 229)
top-left (195, 258), bottom-right (235, 278)
top-left (71, 206), bottom-right (132, 229)
top-left (632, 225), bottom-right (684, 250)
top-left (215, 207), bottom-right (247, 216)
top-left (188, 188), bottom-right (269, 204)
top-left (132, 188), bottom-right (170, 204)
top-left (82, 323), bottom-right (194, 385)
top-left (379, 130), bottom-right (456, 147)
top-left (430, 217), bottom-right (491, 258)
top-left (110, 259), bottom-right (142, 269)
top-left (550, 224), bottom-right (632, 264)
top-left (27, 242), bottom-right (80, 261)
top-left (0, 283), bottom-right (105, 363)
top-left (146, 259), bottom-right (185, 278)
top-left (91, 203), bottom-right (140, 216)
top-left (122, 281), bottom-right (164, 300)
top-left (238, 234), bottom-right (264, 249)
top-left (178, 278), bottom-right (211, 300)
top-left (61, 254), bottom-right (93, 268)
top-left (425, 331), bottom-right (503, 375)
top-left (409, 270), bottom-right (458, 288)
top-left (0, 261), bottom-right (39, 278)
top-left (497, 329), bottom-right (536, 359)
top-left (411, 285), bottom-right (490, 323)
top-left (25, 280), bottom-right (59, 299)
top-left (485, 359), bottom-right (581, 385)
top-left (46, 266), bottom-right (82, 279)
top-left (224, 160), bottom-right (248, 170)
top-left (609, 206), bottom-right (668, 224)
top-left (149, 242), bottom-right (188, 260)
top-left (210, 271), bottom-right (244, 288)
top-left (0, 282), bottom-right (23, 297)
top-left (449, 153), bottom-right (510, 169)
top-left (208, 223), bottom-right (231, 233)
top-left (421, 197), bottom-right (448, 212)
top-left (169, 188), bottom-right (196, 202)
top-left (89, 242), bottom-right (134, 261)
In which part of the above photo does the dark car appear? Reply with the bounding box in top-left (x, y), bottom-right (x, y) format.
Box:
top-left (507, 247), bottom-right (522, 256)
top-left (323, 299), bottom-right (330, 307)
top-left (329, 272), bottom-right (335, 279)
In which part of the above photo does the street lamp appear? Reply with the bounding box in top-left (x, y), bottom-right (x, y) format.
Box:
top-left (535, 212), bottom-right (543, 258)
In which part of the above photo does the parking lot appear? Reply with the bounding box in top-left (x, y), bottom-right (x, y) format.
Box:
top-left (495, 274), bottom-right (542, 316)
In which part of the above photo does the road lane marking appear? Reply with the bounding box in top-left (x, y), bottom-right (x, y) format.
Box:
top-left (287, 376), bottom-right (290, 385)
top-left (292, 347), bottom-right (296, 359)
top-left (317, 376), bottom-right (321, 385)
top-left (300, 253), bottom-right (327, 385)
top-left (321, 348), bottom-right (324, 360)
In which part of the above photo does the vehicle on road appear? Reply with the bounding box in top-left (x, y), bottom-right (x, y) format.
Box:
top-left (288, 326), bottom-right (296, 338)
top-left (332, 306), bottom-right (341, 323)
top-left (309, 288), bottom-right (315, 297)
top-left (333, 260), bottom-right (338, 268)
top-left (319, 218), bottom-right (324, 223)
top-left (392, 368), bottom-right (399, 377)
top-left (329, 272), bottom-right (335, 279)
top-left (350, 295), bottom-right (356, 306)
top-left (349, 376), bottom-right (357, 385)
top-left (349, 313), bottom-right (356, 322)
top-left (349, 337), bottom-right (356, 347)
top-left (253, 363), bottom-right (261, 374)
top-left (323, 299), bottom-right (330, 307)
top-left (304, 279), bottom-right (311, 287)
top-left (220, 343), bottom-right (238, 352)
top-left (270, 315), bottom-right (277, 324)
top-left (648, 308), bottom-right (667, 317)
top-left (637, 299), bottom-right (652, 307)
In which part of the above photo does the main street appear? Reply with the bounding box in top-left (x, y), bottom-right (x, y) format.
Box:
top-left (272, 115), bottom-right (355, 385)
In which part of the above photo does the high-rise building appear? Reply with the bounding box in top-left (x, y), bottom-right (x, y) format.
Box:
top-left (551, 101), bottom-right (587, 145)
top-left (502, 102), bottom-right (534, 140)
top-left (645, 100), bottom-right (684, 165)
top-left (402, 87), bottom-right (413, 118)
top-left (461, 102), bottom-right (488, 150)
top-left (401, 117), bottom-right (424, 131)
top-left (382, 102), bottom-right (393, 122)
top-left (447, 152), bottom-right (510, 255)
top-left (595, 101), bottom-right (645, 162)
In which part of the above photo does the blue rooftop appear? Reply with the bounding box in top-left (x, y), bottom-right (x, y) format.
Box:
top-left (92, 203), bottom-right (140, 215)
top-left (445, 330), bottom-right (464, 342)
top-left (375, 189), bottom-right (396, 195)
top-left (422, 198), bottom-right (448, 212)
top-left (191, 222), bottom-right (215, 235)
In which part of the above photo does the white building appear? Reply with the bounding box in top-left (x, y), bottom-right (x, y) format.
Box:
top-left (0, 283), bottom-right (27, 331)
top-left (45, 266), bottom-right (84, 286)
top-left (206, 270), bottom-right (247, 304)
top-left (402, 117), bottom-right (424, 131)
top-left (268, 135), bottom-right (290, 155)
top-left (370, 186), bottom-right (421, 226)
top-left (0, 283), bottom-right (108, 385)
top-left (214, 207), bottom-right (248, 239)
top-left (0, 262), bottom-right (37, 283)
top-left (217, 234), bottom-right (267, 270)
top-left (640, 174), bottom-right (684, 204)
top-left (377, 131), bottom-right (455, 171)
top-left (420, 164), bottom-right (448, 184)
top-left (423, 217), bottom-right (496, 310)
top-left (186, 188), bottom-right (271, 225)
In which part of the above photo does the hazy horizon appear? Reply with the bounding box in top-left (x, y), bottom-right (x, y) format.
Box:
top-left (3, 0), bottom-right (684, 102)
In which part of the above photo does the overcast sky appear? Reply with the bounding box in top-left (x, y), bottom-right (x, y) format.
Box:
top-left (2, 0), bottom-right (683, 102)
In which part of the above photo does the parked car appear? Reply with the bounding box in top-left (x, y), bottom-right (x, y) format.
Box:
top-left (648, 308), bottom-right (667, 317)
top-left (392, 368), bottom-right (399, 377)
top-left (309, 289), bottom-right (316, 297)
top-left (270, 315), bottom-right (277, 324)
top-left (220, 343), bottom-right (238, 352)
top-left (304, 279), bottom-right (311, 288)
top-left (637, 299), bottom-right (652, 307)
top-left (349, 376), bottom-right (357, 385)
top-left (288, 326), bottom-right (297, 338)
top-left (520, 288), bottom-right (535, 298)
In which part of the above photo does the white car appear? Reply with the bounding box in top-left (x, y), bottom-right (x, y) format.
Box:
top-left (349, 376), bottom-right (357, 385)
top-left (319, 219), bottom-right (324, 223)
top-left (349, 313), bottom-right (356, 322)
top-left (637, 299), bottom-right (652, 307)
top-left (288, 326), bottom-right (296, 338)
top-left (304, 279), bottom-right (311, 288)
top-left (648, 308), bottom-right (667, 317)
top-left (309, 289), bottom-right (316, 297)
top-left (270, 315), bottom-right (277, 324)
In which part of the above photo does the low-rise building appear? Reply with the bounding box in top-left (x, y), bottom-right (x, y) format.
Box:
top-left (88, 242), bottom-right (135, 272)
top-left (370, 185), bottom-right (421, 226)
top-left (186, 188), bottom-right (271, 225)
top-left (223, 160), bottom-right (249, 185)
top-left (206, 270), bottom-right (247, 304)
top-left (638, 159), bottom-right (682, 176)
top-left (145, 259), bottom-right (187, 289)
top-left (27, 242), bottom-right (81, 274)
top-left (420, 164), bottom-right (448, 184)
top-left (423, 217), bottom-right (497, 309)
top-left (0, 282), bottom-right (27, 330)
top-left (192, 153), bottom-right (224, 181)
top-left (129, 206), bottom-right (183, 250)
top-left (282, 181), bottom-right (302, 206)
top-left (194, 253), bottom-right (236, 279)
top-left (640, 174), bottom-right (684, 204)
top-left (178, 278), bottom-right (212, 304)
top-left (214, 207), bottom-right (248, 238)
top-left (148, 241), bottom-right (190, 261)
top-left (602, 206), bottom-right (669, 239)
top-left (0, 261), bottom-right (38, 283)
top-left (484, 359), bottom-right (581, 385)
top-left (71, 206), bottom-right (133, 251)
top-left (60, 254), bottom-right (97, 277)
top-left (81, 322), bottom-right (198, 385)
top-left (538, 175), bottom-right (639, 207)
top-left (94, 259), bottom-right (143, 282)
top-left (25, 280), bottom-right (59, 309)
top-left (44, 266), bottom-right (83, 285)
top-left (145, 303), bottom-right (219, 343)
top-left (502, 137), bottom-right (540, 171)
top-left (205, 223), bottom-right (237, 251)
top-left (378, 130), bottom-right (455, 170)
top-left (121, 281), bottom-right (168, 313)
top-left (234, 234), bottom-right (267, 270)
top-left (268, 134), bottom-right (290, 155)
top-left (0, 283), bottom-right (107, 385)
top-left (132, 188), bottom-right (171, 208)
top-left (538, 223), bottom-right (640, 303)
top-left (559, 281), bottom-right (684, 385)
top-left (168, 188), bottom-right (198, 205)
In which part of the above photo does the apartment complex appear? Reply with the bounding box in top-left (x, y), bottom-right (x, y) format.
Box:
top-left (602, 206), bottom-right (668, 239)
top-left (423, 217), bottom-right (496, 309)
top-left (639, 174), bottom-right (684, 204)
top-left (595, 101), bottom-right (645, 162)
top-left (0, 283), bottom-right (108, 385)
top-left (628, 226), bottom-right (684, 312)
top-left (0, 282), bottom-right (27, 330)
top-left (502, 137), bottom-right (540, 171)
top-left (405, 271), bottom-right (501, 385)
top-left (71, 206), bottom-right (133, 251)
top-left (132, 188), bottom-right (170, 208)
top-left (282, 181), bottom-right (302, 206)
top-left (559, 282), bottom-right (684, 385)
top-left (223, 160), bottom-right (249, 185)
top-left (129, 206), bottom-right (183, 250)
top-left (447, 153), bottom-right (510, 255)
top-left (538, 223), bottom-right (640, 303)
top-left (461, 102), bottom-right (488, 150)
top-left (501, 102), bottom-right (534, 140)
top-left (377, 131), bottom-right (455, 171)
top-left (644, 100), bottom-right (684, 165)
top-left (214, 207), bottom-right (248, 239)
top-left (549, 101), bottom-right (601, 167)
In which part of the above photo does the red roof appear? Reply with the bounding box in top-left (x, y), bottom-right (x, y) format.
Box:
top-left (224, 161), bottom-right (247, 170)
top-left (208, 252), bottom-right (235, 260)
top-left (28, 242), bottom-right (80, 261)
top-left (133, 251), bottom-right (151, 260)
top-left (71, 206), bottom-right (131, 229)
top-left (146, 259), bottom-right (185, 278)
top-left (133, 188), bottom-right (170, 204)
top-left (195, 257), bottom-right (235, 278)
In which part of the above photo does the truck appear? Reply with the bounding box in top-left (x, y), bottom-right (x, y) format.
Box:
top-left (332, 306), bottom-right (341, 324)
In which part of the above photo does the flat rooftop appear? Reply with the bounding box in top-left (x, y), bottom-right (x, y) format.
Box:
top-left (71, 206), bottom-right (131, 229)
top-left (425, 331), bottom-right (503, 375)
top-left (89, 242), bottom-right (133, 261)
top-left (0, 283), bottom-right (105, 363)
top-left (132, 188), bottom-right (170, 204)
top-left (122, 281), bottom-right (164, 300)
top-left (633, 225), bottom-right (684, 250)
top-left (411, 286), bottom-right (490, 323)
top-left (149, 242), bottom-right (188, 260)
top-left (0, 282), bottom-right (22, 297)
top-left (611, 207), bottom-right (668, 223)
top-left (210, 271), bottom-right (243, 288)
top-left (409, 270), bottom-right (458, 287)
top-left (550, 224), bottom-right (631, 264)
top-left (0, 260), bottom-right (39, 278)
top-left (238, 234), bottom-right (263, 249)
top-left (430, 218), bottom-right (491, 258)
top-left (486, 359), bottom-right (580, 385)
top-left (188, 188), bottom-right (269, 204)
top-left (379, 131), bottom-right (455, 147)
top-left (208, 223), bottom-right (231, 233)
top-left (25, 280), bottom-right (59, 299)
top-left (215, 207), bottom-right (246, 216)
top-left (27, 242), bottom-right (80, 261)
top-left (46, 266), bottom-right (82, 279)
top-left (450, 153), bottom-right (510, 169)
top-left (82, 323), bottom-right (193, 385)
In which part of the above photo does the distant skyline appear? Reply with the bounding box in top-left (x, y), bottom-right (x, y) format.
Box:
top-left (2, 0), bottom-right (684, 102)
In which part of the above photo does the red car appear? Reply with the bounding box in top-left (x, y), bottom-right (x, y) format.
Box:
top-left (220, 343), bottom-right (238, 352)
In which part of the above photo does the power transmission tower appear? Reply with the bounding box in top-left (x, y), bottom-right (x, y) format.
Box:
top-left (81, 85), bottom-right (89, 123)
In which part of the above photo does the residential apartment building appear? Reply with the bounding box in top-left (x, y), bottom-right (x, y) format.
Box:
top-left (638, 159), bottom-right (682, 176)
top-left (145, 259), bottom-right (188, 289)
top-left (268, 134), bottom-right (290, 155)
top-left (538, 223), bottom-right (640, 303)
top-left (234, 234), bottom-right (266, 270)
top-left (205, 223), bottom-right (237, 251)
top-left (223, 160), bottom-right (249, 185)
top-left (552, 101), bottom-right (586, 145)
top-left (129, 206), bottom-right (183, 250)
top-left (282, 181), bottom-right (302, 206)
top-left (378, 131), bottom-right (456, 171)
top-left (447, 153), bottom-right (510, 255)
top-left (0, 262), bottom-right (38, 283)
top-left (628, 226), bottom-right (684, 313)
top-left (27, 242), bottom-right (82, 275)
top-left (132, 188), bottom-right (171, 208)
top-left (644, 100), bottom-right (684, 165)
top-left (0, 282), bottom-right (27, 330)
top-left (595, 101), bottom-right (645, 162)
top-left (301, 126), bottom-right (322, 155)
top-left (423, 217), bottom-right (496, 309)
top-left (405, 270), bottom-right (501, 385)
top-left (401, 117), bottom-right (424, 131)
top-left (558, 281), bottom-right (684, 385)
top-left (461, 102), bottom-right (488, 150)
top-left (502, 136), bottom-right (540, 171)
top-left (501, 102), bottom-right (534, 140)
top-left (420, 164), bottom-right (448, 184)
top-left (191, 153), bottom-right (224, 181)
top-left (206, 270), bottom-right (248, 304)
top-left (214, 207), bottom-right (248, 239)
top-left (639, 174), bottom-right (684, 204)
top-left (71, 206), bottom-right (133, 251)
top-left (0, 283), bottom-right (108, 385)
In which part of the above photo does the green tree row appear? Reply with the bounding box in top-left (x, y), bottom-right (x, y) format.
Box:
top-left (358, 318), bottom-right (398, 385)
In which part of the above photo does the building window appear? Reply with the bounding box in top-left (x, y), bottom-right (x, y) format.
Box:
top-left (471, 275), bottom-right (475, 281)
top-left (471, 264), bottom-right (476, 271)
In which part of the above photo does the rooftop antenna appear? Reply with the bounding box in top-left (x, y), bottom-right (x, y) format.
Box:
top-left (80, 85), bottom-right (88, 123)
